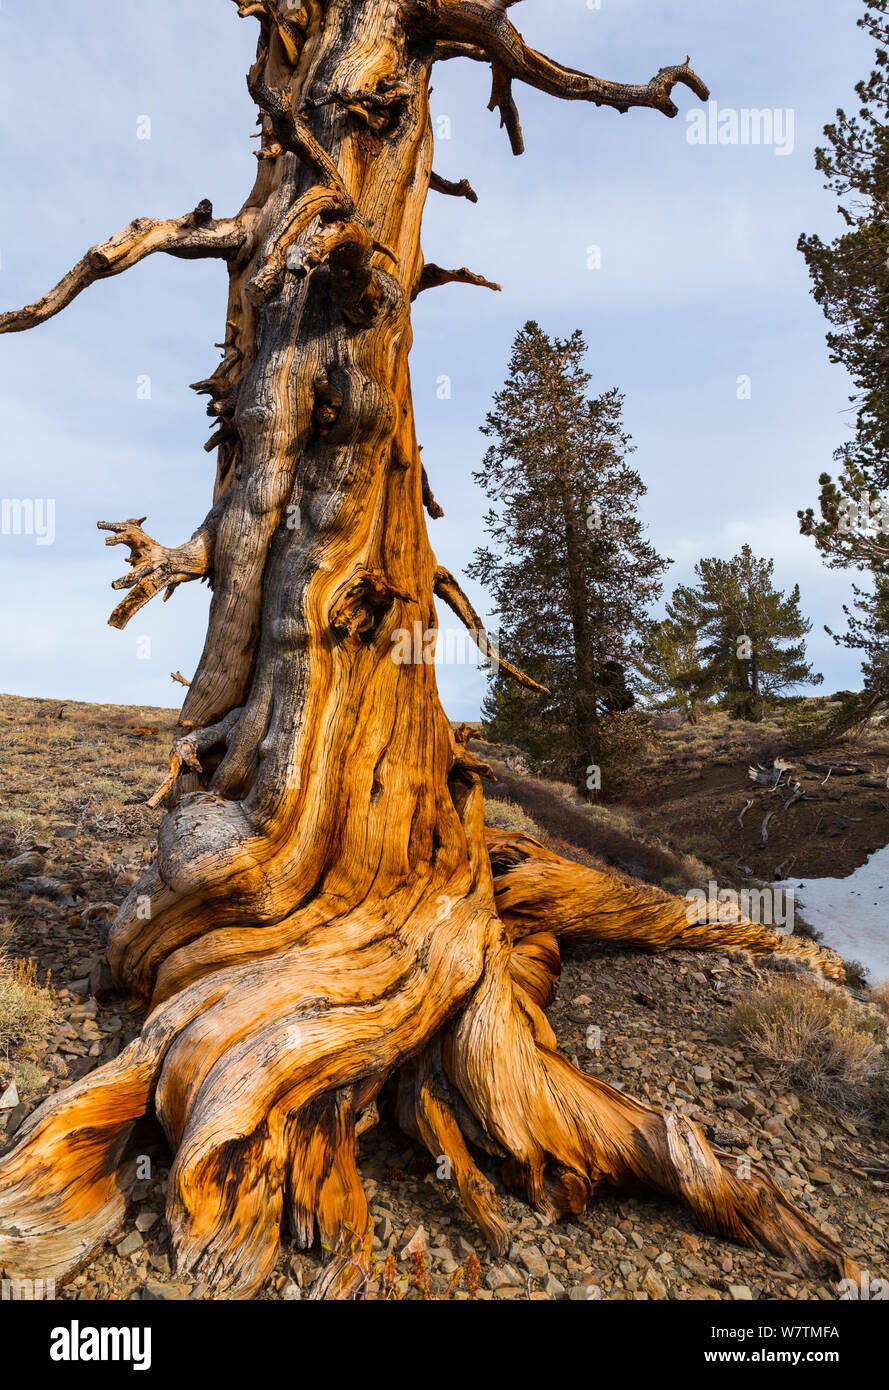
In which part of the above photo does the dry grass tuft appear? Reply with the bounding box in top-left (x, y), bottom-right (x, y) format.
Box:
top-left (868, 979), bottom-right (889, 1022)
top-left (0, 952), bottom-right (55, 1061)
top-left (731, 975), bottom-right (887, 1119)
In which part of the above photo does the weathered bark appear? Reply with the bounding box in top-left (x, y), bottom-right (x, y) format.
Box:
top-left (0, 0), bottom-right (856, 1298)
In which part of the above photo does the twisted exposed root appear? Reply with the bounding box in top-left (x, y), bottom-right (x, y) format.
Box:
top-left (0, 967), bottom-right (237, 1282)
top-left (0, 822), bottom-right (855, 1300)
top-left (397, 1038), bottom-right (510, 1256)
top-left (488, 829), bottom-right (846, 980)
top-left (439, 936), bottom-right (857, 1284)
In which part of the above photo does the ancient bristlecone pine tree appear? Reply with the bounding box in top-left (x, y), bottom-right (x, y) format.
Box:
top-left (0, 1), bottom-right (856, 1297)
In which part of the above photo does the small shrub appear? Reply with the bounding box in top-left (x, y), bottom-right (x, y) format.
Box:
top-left (842, 958), bottom-right (870, 987)
top-left (731, 976), bottom-right (887, 1119)
top-left (484, 799), bottom-right (542, 837)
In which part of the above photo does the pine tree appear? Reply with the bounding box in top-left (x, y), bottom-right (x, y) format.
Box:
top-left (669, 545), bottom-right (822, 721)
top-left (826, 575), bottom-right (889, 693)
top-left (468, 322), bottom-right (667, 782)
top-left (636, 614), bottom-right (711, 723)
top-left (798, 0), bottom-right (889, 694)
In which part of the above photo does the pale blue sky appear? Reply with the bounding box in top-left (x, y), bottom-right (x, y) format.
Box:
top-left (0, 0), bottom-right (873, 717)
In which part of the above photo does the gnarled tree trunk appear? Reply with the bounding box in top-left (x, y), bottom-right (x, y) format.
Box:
top-left (0, 0), bottom-right (856, 1298)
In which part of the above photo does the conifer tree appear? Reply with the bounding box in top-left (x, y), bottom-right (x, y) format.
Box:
top-left (468, 323), bottom-right (666, 781)
top-left (798, 0), bottom-right (889, 696)
top-left (670, 546), bottom-right (822, 721)
top-left (636, 614), bottom-right (710, 723)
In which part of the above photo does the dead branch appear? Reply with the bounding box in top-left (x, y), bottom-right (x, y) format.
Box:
top-left (429, 172), bottom-right (479, 202)
top-left (147, 707), bottom-right (244, 808)
top-left (488, 62), bottom-right (524, 154)
top-left (412, 1), bottom-right (709, 144)
top-left (433, 565), bottom-right (549, 693)
top-left (0, 204), bottom-right (246, 334)
top-left (422, 465), bottom-right (444, 519)
top-left (97, 512), bottom-right (219, 630)
top-left (247, 70), bottom-right (353, 205)
top-left (413, 263), bottom-right (501, 298)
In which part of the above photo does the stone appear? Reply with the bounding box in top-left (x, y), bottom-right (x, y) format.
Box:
top-left (643, 1269), bottom-right (668, 1300)
top-left (374, 1213), bottom-right (393, 1243)
top-left (517, 1246), bottom-right (548, 1279)
top-left (6, 1101), bottom-right (30, 1134)
top-left (0, 1080), bottom-right (20, 1111)
top-left (116, 1232), bottom-right (144, 1258)
top-left (729, 1284), bottom-right (753, 1301)
top-left (544, 1273), bottom-right (566, 1298)
top-left (135, 1211), bottom-right (159, 1232)
top-left (693, 1065), bottom-right (712, 1084)
top-left (88, 960), bottom-right (116, 1001)
top-left (809, 1166), bottom-right (832, 1184)
top-left (400, 1225), bottom-right (428, 1258)
top-left (142, 1281), bottom-right (190, 1301)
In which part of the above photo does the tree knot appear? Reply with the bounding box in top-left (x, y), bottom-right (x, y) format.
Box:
top-left (329, 570), bottom-right (414, 642)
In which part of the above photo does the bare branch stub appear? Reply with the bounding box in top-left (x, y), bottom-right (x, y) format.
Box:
top-left (97, 514), bottom-right (218, 630)
top-left (422, 465), bottom-right (445, 519)
top-left (429, 171), bottom-right (479, 202)
top-left (413, 262), bottom-right (501, 298)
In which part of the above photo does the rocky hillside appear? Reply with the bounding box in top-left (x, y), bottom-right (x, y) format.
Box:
top-left (1, 694), bottom-right (887, 1300)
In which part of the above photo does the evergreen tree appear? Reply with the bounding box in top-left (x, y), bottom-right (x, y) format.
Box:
top-left (468, 322), bottom-right (666, 781)
top-left (826, 574), bottom-right (889, 693)
top-left (667, 546), bottom-right (821, 721)
top-left (636, 614), bottom-right (711, 723)
top-left (798, 0), bottom-right (889, 692)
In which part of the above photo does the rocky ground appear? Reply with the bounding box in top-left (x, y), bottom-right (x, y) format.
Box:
top-left (1, 693), bottom-right (887, 1301)
top-left (626, 710), bottom-right (889, 883)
